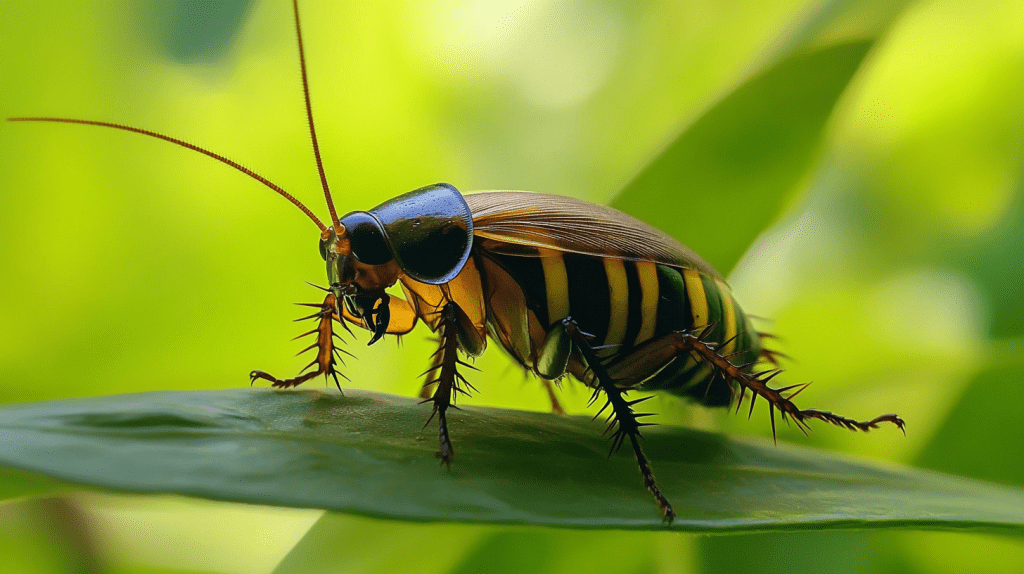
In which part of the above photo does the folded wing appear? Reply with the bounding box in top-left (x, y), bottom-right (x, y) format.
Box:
top-left (465, 191), bottom-right (722, 280)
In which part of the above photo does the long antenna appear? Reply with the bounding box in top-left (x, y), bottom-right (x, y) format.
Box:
top-left (292, 0), bottom-right (341, 231)
top-left (7, 117), bottom-right (327, 232)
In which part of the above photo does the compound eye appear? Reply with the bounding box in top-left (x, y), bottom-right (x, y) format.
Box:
top-left (342, 211), bottom-right (393, 265)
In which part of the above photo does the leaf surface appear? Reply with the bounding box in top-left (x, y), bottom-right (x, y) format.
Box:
top-left (0, 389), bottom-right (1021, 533)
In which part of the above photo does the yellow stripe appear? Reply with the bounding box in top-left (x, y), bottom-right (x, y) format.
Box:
top-left (540, 249), bottom-right (569, 323)
top-left (602, 258), bottom-right (628, 350)
top-left (716, 279), bottom-right (737, 355)
top-left (635, 261), bottom-right (659, 346)
top-left (683, 269), bottom-right (708, 328)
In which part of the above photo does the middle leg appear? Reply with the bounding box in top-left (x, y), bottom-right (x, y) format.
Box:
top-left (561, 317), bottom-right (676, 521)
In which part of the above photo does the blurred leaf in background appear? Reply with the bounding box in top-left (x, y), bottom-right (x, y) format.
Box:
top-left (1, 0), bottom-right (1023, 573)
top-left (612, 39), bottom-right (873, 273)
top-left (142, 0), bottom-right (255, 64)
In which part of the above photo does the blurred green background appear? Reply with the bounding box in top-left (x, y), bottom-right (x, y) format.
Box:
top-left (1, 0), bottom-right (1022, 572)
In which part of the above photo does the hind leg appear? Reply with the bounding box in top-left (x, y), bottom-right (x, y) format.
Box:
top-left (668, 327), bottom-right (905, 441)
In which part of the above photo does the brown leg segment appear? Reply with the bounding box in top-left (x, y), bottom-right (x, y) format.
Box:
top-left (250, 292), bottom-right (350, 391)
top-left (674, 326), bottom-right (905, 441)
top-left (542, 380), bottom-right (566, 415)
top-left (421, 302), bottom-right (475, 465)
top-left (562, 318), bottom-right (675, 522)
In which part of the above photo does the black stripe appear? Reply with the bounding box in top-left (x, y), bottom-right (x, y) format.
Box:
top-left (621, 261), bottom-right (643, 351)
top-left (655, 265), bottom-right (693, 336)
top-left (564, 253), bottom-right (610, 344)
top-left (484, 251), bottom-right (549, 327)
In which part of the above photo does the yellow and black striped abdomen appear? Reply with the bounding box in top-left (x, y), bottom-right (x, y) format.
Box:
top-left (637, 265), bottom-right (761, 405)
top-left (478, 248), bottom-right (761, 407)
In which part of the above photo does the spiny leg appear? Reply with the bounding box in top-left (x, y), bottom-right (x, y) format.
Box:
top-left (676, 327), bottom-right (904, 441)
top-left (562, 318), bottom-right (675, 522)
top-left (421, 302), bottom-right (475, 465)
top-left (250, 292), bottom-right (350, 390)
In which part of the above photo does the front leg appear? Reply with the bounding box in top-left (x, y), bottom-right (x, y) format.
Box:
top-left (250, 292), bottom-right (349, 391)
top-left (422, 302), bottom-right (475, 465)
top-left (562, 318), bottom-right (676, 522)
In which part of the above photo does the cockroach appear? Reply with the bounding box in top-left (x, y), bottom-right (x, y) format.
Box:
top-left (9, 0), bottom-right (903, 520)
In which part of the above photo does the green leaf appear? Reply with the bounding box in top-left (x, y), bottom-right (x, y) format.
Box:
top-left (611, 41), bottom-right (872, 275)
top-left (0, 388), bottom-right (1022, 533)
top-left (0, 467), bottom-right (65, 502)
